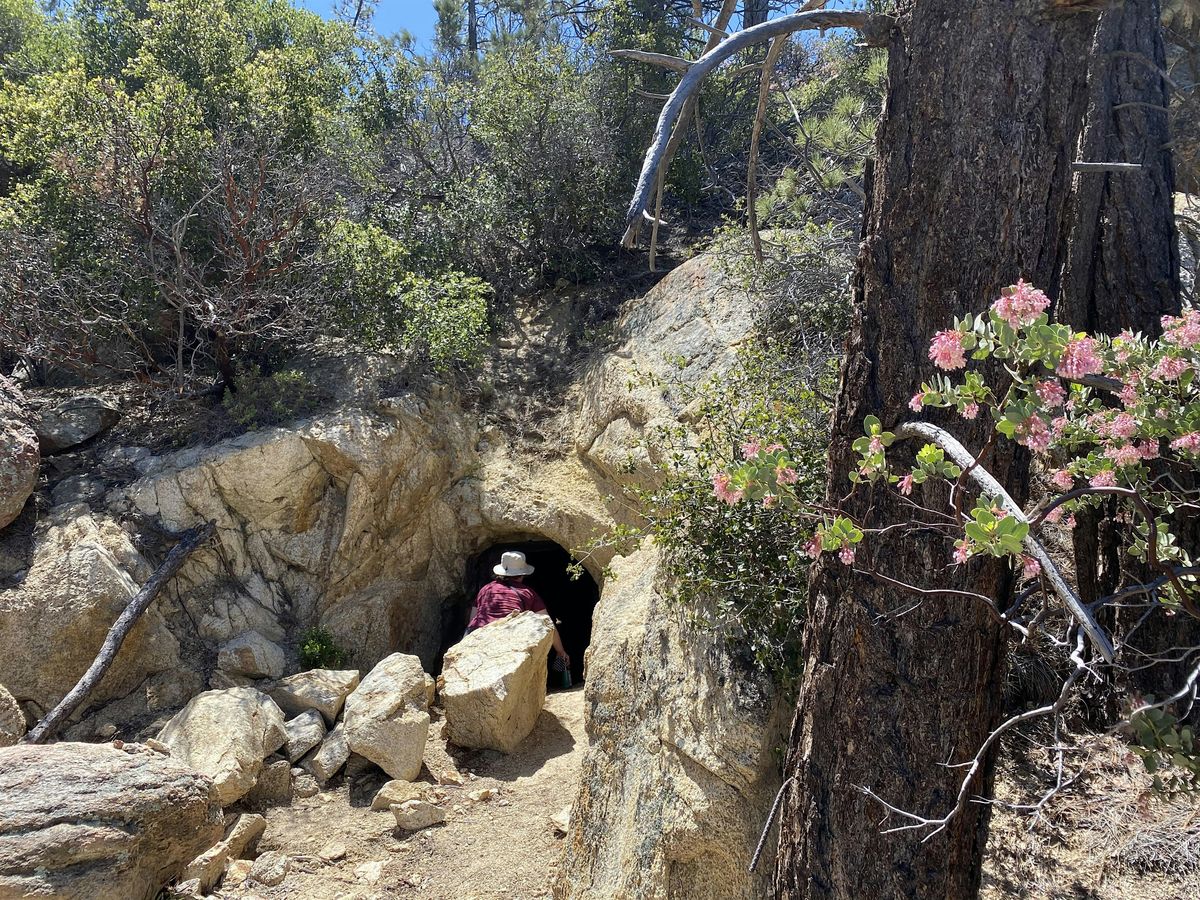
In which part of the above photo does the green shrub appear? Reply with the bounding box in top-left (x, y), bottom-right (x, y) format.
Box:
top-left (298, 627), bottom-right (348, 670)
top-left (222, 366), bottom-right (328, 429)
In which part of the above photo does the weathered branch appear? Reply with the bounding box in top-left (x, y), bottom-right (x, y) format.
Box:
top-left (23, 520), bottom-right (217, 744)
top-left (609, 49), bottom-right (691, 72)
top-left (894, 420), bottom-right (1116, 661)
top-left (622, 8), bottom-right (893, 233)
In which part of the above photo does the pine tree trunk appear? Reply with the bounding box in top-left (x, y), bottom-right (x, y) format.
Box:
top-left (773, 3), bottom-right (1099, 896)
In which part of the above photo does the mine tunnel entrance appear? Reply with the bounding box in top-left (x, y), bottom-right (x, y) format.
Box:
top-left (456, 540), bottom-right (600, 685)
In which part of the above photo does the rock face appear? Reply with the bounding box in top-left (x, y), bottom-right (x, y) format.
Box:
top-left (343, 653), bottom-right (429, 781)
top-left (0, 685), bottom-right (24, 746)
top-left (269, 669), bottom-right (360, 723)
top-left (218, 630), bottom-right (287, 679)
top-left (440, 611), bottom-right (554, 753)
top-left (0, 419), bottom-right (37, 533)
top-left (34, 394), bottom-right (121, 454)
top-left (553, 548), bottom-right (785, 900)
top-left (157, 688), bottom-right (288, 806)
top-left (0, 507), bottom-right (180, 715)
top-left (0, 741), bottom-right (223, 900)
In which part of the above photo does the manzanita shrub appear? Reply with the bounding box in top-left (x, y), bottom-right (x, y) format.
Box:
top-left (716, 281), bottom-right (1200, 790)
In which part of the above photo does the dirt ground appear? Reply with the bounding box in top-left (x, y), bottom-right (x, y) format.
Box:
top-left (217, 687), bottom-right (585, 900)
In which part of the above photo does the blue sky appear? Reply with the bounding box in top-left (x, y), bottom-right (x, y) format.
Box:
top-left (299, 1), bottom-right (441, 49)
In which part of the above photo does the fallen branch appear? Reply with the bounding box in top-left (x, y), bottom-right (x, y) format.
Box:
top-left (623, 8), bottom-right (893, 232)
top-left (893, 420), bottom-right (1116, 661)
top-left (23, 520), bottom-right (217, 744)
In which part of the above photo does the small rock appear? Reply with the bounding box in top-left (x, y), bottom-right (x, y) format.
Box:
top-left (284, 709), bottom-right (326, 763)
top-left (144, 738), bottom-right (169, 755)
top-left (218, 631), bottom-right (287, 679)
top-left (293, 773), bottom-right (320, 798)
top-left (301, 722), bottom-right (350, 784)
top-left (551, 805), bottom-right (571, 835)
top-left (170, 877), bottom-right (202, 897)
top-left (497, 798), bottom-right (510, 807)
top-left (392, 799), bottom-right (446, 831)
top-left (245, 758), bottom-right (292, 807)
top-left (224, 858), bottom-right (253, 887)
top-left (468, 788), bottom-right (496, 802)
top-left (249, 851), bottom-right (290, 887)
top-left (268, 669), bottom-right (360, 724)
top-left (97, 723), bottom-right (118, 739)
top-left (318, 840), bottom-right (347, 862)
top-left (0, 685), bottom-right (26, 747)
top-left (355, 860), bottom-right (385, 884)
top-left (371, 779), bottom-right (425, 811)
top-left (452, 804), bottom-right (465, 814)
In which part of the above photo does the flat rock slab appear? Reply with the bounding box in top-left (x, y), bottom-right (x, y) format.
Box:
top-left (268, 669), bottom-right (359, 723)
top-left (157, 687), bottom-right (287, 806)
top-left (0, 742), bottom-right (223, 900)
top-left (440, 611), bottom-right (554, 753)
top-left (35, 395), bottom-right (120, 455)
top-left (284, 709), bottom-right (327, 763)
top-left (343, 654), bottom-right (429, 781)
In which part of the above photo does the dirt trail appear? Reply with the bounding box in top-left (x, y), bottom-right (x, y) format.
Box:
top-left (219, 687), bottom-right (586, 900)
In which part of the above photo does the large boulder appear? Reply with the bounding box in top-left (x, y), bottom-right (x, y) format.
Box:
top-left (0, 376), bottom-right (37, 532)
top-left (34, 394), bottom-right (121, 454)
top-left (342, 653), bottom-right (429, 781)
top-left (0, 508), bottom-right (181, 716)
top-left (0, 741), bottom-right (223, 900)
top-left (268, 668), bottom-right (359, 723)
top-left (0, 685), bottom-right (24, 747)
top-left (218, 630), bottom-right (286, 679)
top-left (553, 548), bottom-right (786, 900)
top-left (157, 688), bottom-right (287, 806)
top-left (439, 611), bottom-right (554, 753)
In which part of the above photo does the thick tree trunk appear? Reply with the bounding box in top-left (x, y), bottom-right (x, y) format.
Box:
top-left (773, 3), bottom-right (1098, 897)
top-left (743, 0), bottom-right (769, 28)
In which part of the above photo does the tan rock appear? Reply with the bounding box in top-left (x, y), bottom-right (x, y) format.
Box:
top-left (218, 630), bottom-right (286, 679)
top-left (301, 722), bottom-right (350, 784)
top-left (249, 850), bottom-right (289, 887)
top-left (0, 684), bottom-right (24, 747)
top-left (0, 509), bottom-right (180, 714)
top-left (343, 653), bottom-right (429, 781)
top-left (0, 400), bottom-right (37, 530)
top-left (318, 840), bottom-right (347, 862)
top-left (244, 757), bottom-right (291, 807)
top-left (293, 772), bottom-right (320, 798)
top-left (391, 799), bottom-right (445, 831)
top-left (552, 548), bottom-right (785, 900)
top-left (268, 669), bottom-right (360, 723)
top-left (157, 688), bottom-right (287, 806)
top-left (283, 708), bottom-right (326, 762)
top-left (0, 742), bottom-right (223, 900)
top-left (440, 611), bottom-right (554, 753)
top-left (223, 858), bottom-right (252, 887)
top-left (182, 813), bottom-right (266, 893)
top-left (370, 779), bottom-right (425, 811)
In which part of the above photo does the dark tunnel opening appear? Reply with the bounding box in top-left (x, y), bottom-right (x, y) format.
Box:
top-left (446, 540), bottom-right (600, 685)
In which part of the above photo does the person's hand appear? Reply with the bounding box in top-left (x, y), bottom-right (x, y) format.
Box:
top-left (560, 652), bottom-right (571, 669)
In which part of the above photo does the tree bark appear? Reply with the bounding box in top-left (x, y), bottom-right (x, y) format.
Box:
top-left (774, 3), bottom-right (1098, 897)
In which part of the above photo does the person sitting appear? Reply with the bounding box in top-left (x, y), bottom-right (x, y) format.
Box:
top-left (467, 551), bottom-right (570, 670)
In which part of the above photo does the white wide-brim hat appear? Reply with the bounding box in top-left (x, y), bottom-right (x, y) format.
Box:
top-left (494, 550), bottom-right (535, 577)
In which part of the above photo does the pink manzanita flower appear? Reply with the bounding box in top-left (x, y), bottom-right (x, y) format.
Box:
top-left (992, 279), bottom-right (1050, 329)
top-left (929, 330), bottom-right (967, 371)
top-left (1044, 506), bottom-right (1064, 525)
top-left (1065, 514), bottom-right (1077, 529)
top-left (868, 435), bottom-right (884, 454)
top-left (961, 402), bottom-right (980, 420)
top-left (1057, 336), bottom-right (1104, 380)
top-left (953, 541), bottom-right (971, 565)
top-left (764, 443), bottom-right (784, 453)
top-left (909, 392), bottom-right (925, 412)
top-left (899, 473), bottom-right (914, 495)
top-left (1115, 329), bottom-right (1137, 364)
top-left (776, 465), bottom-right (799, 485)
top-left (804, 535), bottom-right (823, 559)
top-left (1090, 470), bottom-right (1118, 488)
top-left (713, 473), bottom-right (744, 505)
top-left (1118, 382), bottom-right (1139, 408)
top-left (839, 546), bottom-right (855, 566)
top-left (1051, 416), bottom-right (1069, 440)
top-left (1162, 310), bottom-right (1200, 348)
top-left (1051, 469), bottom-right (1074, 491)
top-left (741, 439), bottom-right (761, 460)
top-left (1108, 412), bottom-right (1138, 440)
top-left (762, 494), bottom-right (778, 509)
top-left (1137, 441), bottom-right (1160, 460)
top-left (1151, 355), bottom-right (1190, 382)
top-left (1021, 555), bottom-right (1042, 580)
top-left (1170, 432), bottom-right (1200, 456)
top-left (1034, 379), bottom-right (1066, 409)
top-left (1015, 414), bottom-right (1052, 453)
top-left (1105, 443), bottom-right (1142, 469)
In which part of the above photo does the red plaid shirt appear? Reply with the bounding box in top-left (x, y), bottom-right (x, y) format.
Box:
top-left (468, 580), bottom-right (547, 629)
